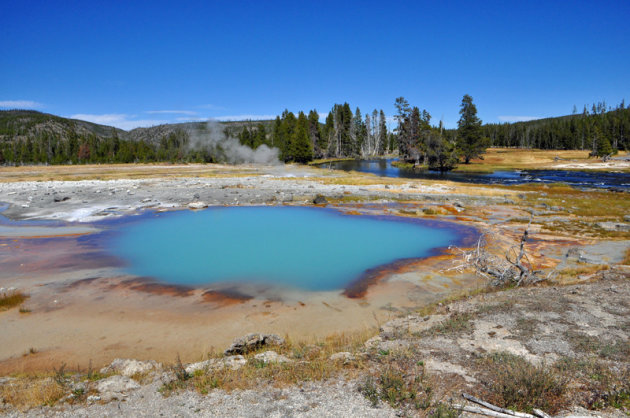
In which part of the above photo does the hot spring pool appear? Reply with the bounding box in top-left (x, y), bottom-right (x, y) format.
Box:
top-left (107, 206), bottom-right (468, 291)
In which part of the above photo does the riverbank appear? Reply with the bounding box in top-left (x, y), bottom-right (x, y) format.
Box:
top-left (1, 162), bottom-right (629, 415)
top-left (454, 148), bottom-right (630, 173)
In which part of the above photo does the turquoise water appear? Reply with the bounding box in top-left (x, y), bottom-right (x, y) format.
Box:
top-left (107, 206), bottom-right (460, 291)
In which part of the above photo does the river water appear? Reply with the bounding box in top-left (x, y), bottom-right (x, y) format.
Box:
top-left (319, 159), bottom-right (630, 190)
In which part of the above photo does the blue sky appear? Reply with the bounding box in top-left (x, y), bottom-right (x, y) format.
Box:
top-left (1, 0), bottom-right (629, 130)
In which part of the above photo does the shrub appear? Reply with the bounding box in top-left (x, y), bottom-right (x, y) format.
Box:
top-left (0, 289), bottom-right (28, 311)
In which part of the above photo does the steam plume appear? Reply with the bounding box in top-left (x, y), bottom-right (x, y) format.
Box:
top-left (187, 120), bottom-right (280, 165)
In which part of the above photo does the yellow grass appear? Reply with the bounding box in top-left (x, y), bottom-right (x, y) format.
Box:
top-left (454, 148), bottom-right (629, 173)
top-left (0, 376), bottom-right (66, 411)
top-left (163, 328), bottom-right (376, 395)
top-left (0, 163), bottom-right (258, 182)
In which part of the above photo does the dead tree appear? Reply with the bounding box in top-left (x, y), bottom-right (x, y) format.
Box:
top-left (445, 219), bottom-right (543, 287)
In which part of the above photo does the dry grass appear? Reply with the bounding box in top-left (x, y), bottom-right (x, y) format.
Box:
top-left (0, 375), bottom-right (66, 411)
top-left (308, 157), bottom-right (356, 165)
top-left (0, 289), bottom-right (28, 311)
top-left (455, 147), bottom-right (628, 173)
top-left (161, 329), bottom-right (376, 396)
top-left (516, 183), bottom-right (629, 219)
top-left (478, 352), bottom-right (568, 414)
top-left (0, 163), bottom-right (258, 182)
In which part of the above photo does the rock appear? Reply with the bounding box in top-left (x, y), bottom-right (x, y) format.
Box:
top-left (158, 371), bottom-right (177, 385)
top-left (223, 355), bottom-right (248, 370)
top-left (185, 360), bottom-right (213, 375)
top-left (595, 222), bottom-right (630, 232)
top-left (551, 206), bottom-right (564, 212)
top-left (624, 215), bottom-right (630, 222)
top-left (329, 352), bottom-right (355, 363)
top-left (253, 351), bottom-right (291, 364)
top-left (53, 196), bottom-right (70, 202)
top-left (95, 375), bottom-right (140, 394)
top-left (313, 194), bottom-right (328, 205)
top-left (185, 355), bottom-right (247, 375)
top-left (453, 201), bottom-right (464, 208)
top-left (86, 395), bottom-right (101, 403)
top-left (100, 358), bottom-right (161, 377)
top-left (364, 336), bottom-right (383, 349)
top-left (224, 333), bottom-right (285, 355)
top-left (188, 201), bottom-right (208, 210)
top-left (71, 382), bottom-right (87, 393)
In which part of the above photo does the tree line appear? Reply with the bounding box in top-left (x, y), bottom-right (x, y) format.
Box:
top-left (1, 97), bottom-right (627, 167)
top-left (480, 101), bottom-right (629, 154)
top-left (236, 105), bottom-right (395, 164)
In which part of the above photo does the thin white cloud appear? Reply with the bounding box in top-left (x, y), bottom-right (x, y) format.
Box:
top-left (0, 100), bottom-right (43, 109)
top-left (197, 104), bottom-right (226, 111)
top-left (69, 113), bottom-right (168, 130)
top-left (212, 114), bottom-right (277, 121)
top-left (145, 110), bottom-right (198, 115)
top-left (175, 117), bottom-right (207, 122)
top-left (497, 115), bottom-right (539, 123)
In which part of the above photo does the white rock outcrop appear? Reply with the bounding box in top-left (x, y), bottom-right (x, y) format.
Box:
top-left (100, 358), bottom-right (161, 377)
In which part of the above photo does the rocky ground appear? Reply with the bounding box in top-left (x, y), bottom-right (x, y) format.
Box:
top-left (1, 270), bottom-right (629, 417)
top-left (1, 163), bottom-right (629, 416)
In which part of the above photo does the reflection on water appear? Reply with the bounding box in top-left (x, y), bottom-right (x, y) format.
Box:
top-left (319, 159), bottom-right (630, 190)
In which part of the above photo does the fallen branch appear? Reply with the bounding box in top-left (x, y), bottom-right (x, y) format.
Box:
top-left (453, 404), bottom-right (521, 418)
top-left (462, 393), bottom-right (537, 418)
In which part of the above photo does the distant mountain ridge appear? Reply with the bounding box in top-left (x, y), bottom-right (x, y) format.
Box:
top-left (0, 110), bottom-right (274, 144)
top-left (0, 110), bottom-right (277, 164)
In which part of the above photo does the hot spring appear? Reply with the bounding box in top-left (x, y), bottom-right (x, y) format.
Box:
top-left (106, 206), bottom-right (469, 291)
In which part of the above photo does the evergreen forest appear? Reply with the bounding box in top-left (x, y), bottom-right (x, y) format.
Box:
top-left (1, 98), bottom-right (628, 169)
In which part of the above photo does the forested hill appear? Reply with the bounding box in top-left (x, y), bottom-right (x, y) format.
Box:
top-left (0, 110), bottom-right (274, 164)
top-left (0, 110), bottom-right (127, 141)
top-left (478, 105), bottom-right (630, 151)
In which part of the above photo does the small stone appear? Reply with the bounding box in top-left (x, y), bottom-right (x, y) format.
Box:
top-left (254, 351), bottom-right (291, 364)
top-left (188, 201), bottom-right (208, 210)
top-left (185, 355), bottom-right (247, 375)
top-left (100, 358), bottom-right (160, 377)
top-left (95, 375), bottom-right (140, 394)
top-left (313, 195), bottom-right (328, 205)
top-left (329, 352), bottom-right (355, 363)
top-left (87, 395), bottom-right (101, 403)
top-left (158, 371), bottom-right (177, 385)
top-left (224, 333), bottom-right (285, 355)
top-left (596, 221), bottom-right (630, 232)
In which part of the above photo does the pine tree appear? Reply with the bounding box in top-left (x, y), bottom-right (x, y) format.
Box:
top-left (457, 94), bottom-right (488, 163)
top-left (378, 110), bottom-right (388, 154)
top-left (293, 112), bottom-right (313, 163)
top-left (307, 110), bottom-right (322, 158)
top-left (426, 132), bottom-right (458, 171)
